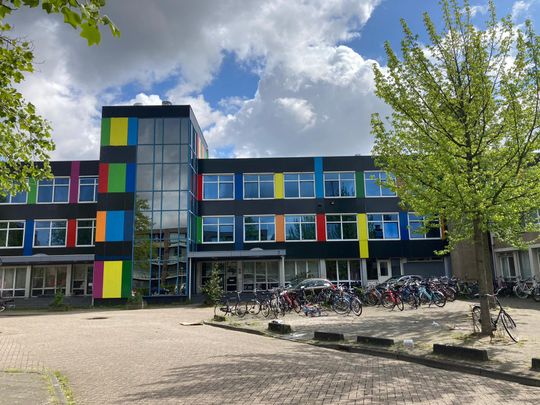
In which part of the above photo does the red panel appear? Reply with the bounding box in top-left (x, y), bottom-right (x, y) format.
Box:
top-left (67, 219), bottom-right (77, 247)
top-left (197, 174), bottom-right (203, 201)
top-left (98, 163), bottom-right (109, 193)
top-left (316, 214), bottom-right (326, 242)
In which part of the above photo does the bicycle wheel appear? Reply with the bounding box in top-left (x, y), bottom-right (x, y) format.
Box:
top-left (247, 299), bottom-right (261, 315)
top-left (261, 301), bottom-right (271, 318)
top-left (0, 305), bottom-right (5, 313)
top-left (381, 293), bottom-right (395, 309)
top-left (444, 287), bottom-right (456, 302)
top-left (292, 299), bottom-right (302, 314)
top-left (395, 295), bottom-right (404, 311)
top-left (363, 292), bottom-right (378, 306)
top-left (235, 301), bottom-right (248, 318)
top-left (500, 311), bottom-right (519, 342)
top-left (332, 297), bottom-right (351, 315)
top-left (350, 297), bottom-right (363, 316)
top-left (433, 292), bottom-right (446, 308)
top-left (471, 306), bottom-right (481, 333)
top-left (405, 293), bottom-right (418, 309)
top-left (513, 285), bottom-right (529, 299)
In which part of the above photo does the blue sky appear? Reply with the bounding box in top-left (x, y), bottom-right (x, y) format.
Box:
top-left (9, 0), bottom-right (540, 160)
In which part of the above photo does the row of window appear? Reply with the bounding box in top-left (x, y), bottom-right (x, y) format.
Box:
top-left (202, 213), bottom-right (441, 243)
top-left (0, 177), bottom-right (98, 205)
top-left (203, 171), bottom-right (396, 200)
top-left (0, 220), bottom-right (95, 248)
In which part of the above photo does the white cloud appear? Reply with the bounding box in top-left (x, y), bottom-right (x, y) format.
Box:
top-left (511, 0), bottom-right (534, 19)
top-left (469, 5), bottom-right (488, 17)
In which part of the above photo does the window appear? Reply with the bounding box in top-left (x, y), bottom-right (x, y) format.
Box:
top-left (326, 260), bottom-right (361, 287)
top-left (0, 190), bottom-right (27, 204)
top-left (72, 264), bottom-right (93, 296)
top-left (284, 260), bottom-right (320, 285)
top-left (78, 177), bottom-right (98, 202)
top-left (244, 216), bottom-right (275, 242)
top-left (0, 267), bottom-right (27, 298)
top-left (326, 215), bottom-right (357, 240)
top-left (37, 177), bottom-right (70, 203)
top-left (284, 173), bottom-right (315, 198)
top-left (242, 261), bottom-right (279, 291)
top-left (285, 215), bottom-right (316, 241)
top-left (31, 266), bottom-right (67, 296)
top-left (408, 213), bottom-right (441, 239)
top-left (367, 213), bottom-right (400, 240)
top-left (33, 220), bottom-right (67, 247)
top-left (0, 221), bottom-right (25, 248)
top-left (243, 174), bottom-right (274, 199)
top-left (364, 171), bottom-right (396, 197)
top-left (324, 172), bottom-right (355, 197)
top-left (202, 216), bottom-right (234, 243)
top-left (76, 219), bottom-right (96, 246)
top-left (203, 174), bottom-right (234, 200)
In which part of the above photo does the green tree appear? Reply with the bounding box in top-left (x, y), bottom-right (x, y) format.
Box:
top-left (371, 0), bottom-right (540, 334)
top-left (0, 0), bottom-right (119, 197)
top-left (202, 265), bottom-right (223, 306)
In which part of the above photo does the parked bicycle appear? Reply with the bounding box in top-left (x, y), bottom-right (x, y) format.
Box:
top-left (214, 291), bottom-right (247, 318)
top-left (0, 297), bottom-right (15, 312)
top-left (472, 293), bottom-right (519, 342)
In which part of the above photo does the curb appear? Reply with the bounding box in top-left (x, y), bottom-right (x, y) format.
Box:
top-left (204, 321), bottom-right (540, 387)
top-left (47, 371), bottom-right (68, 405)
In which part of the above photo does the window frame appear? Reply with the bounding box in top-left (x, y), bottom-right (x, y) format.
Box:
top-left (367, 212), bottom-right (401, 241)
top-left (0, 189), bottom-right (28, 205)
top-left (0, 267), bottom-right (27, 298)
top-left (325, 214), bottom-right (358, 241)
top-left (323, 171), bottom-right (356, 198)
top-left (243, 173), bottom-right (275, 200)
top-left (407, 213), bottom-right (441, 240)
top-left (76, 219), bottom-right (96, 247)
top-left (201, 215), bottom-right (235, 244)
top-left (243, 215), bottom-right (276, 243)
top-left (78, 176), bottom-right (99, 203)
top-left (33, 219), bottom-right (68, 248)
top-left (36, 177), bottom-right (70, 204)
top-left (284, 214), bottom-right (317, 241)
top-left (283, 172), bottom-right (315, 199)
top-left (202, 174), bottom-right (235, 201)
top-left (364, 170), bottom-right (397, 198)
top-left (0, 220), bottom-right (25, 248)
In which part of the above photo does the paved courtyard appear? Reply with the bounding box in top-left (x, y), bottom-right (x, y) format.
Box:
top-left (0, 306), bottom-right (539, 404)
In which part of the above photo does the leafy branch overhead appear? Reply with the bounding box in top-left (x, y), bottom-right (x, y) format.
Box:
top-left (0, 0), bottom-right (119, 197)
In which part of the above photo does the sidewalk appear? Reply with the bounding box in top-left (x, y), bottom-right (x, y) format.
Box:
top-left (0, 371), bottom-right (53, 405)
top-left (211, 297), bottom-right (540, 380)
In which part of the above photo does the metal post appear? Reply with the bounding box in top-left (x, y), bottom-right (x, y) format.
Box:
top-left (279, 256), bottom-right (285, 287)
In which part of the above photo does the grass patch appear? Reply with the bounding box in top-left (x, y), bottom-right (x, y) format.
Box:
top-left (54, 371), bottom-right (76, 405)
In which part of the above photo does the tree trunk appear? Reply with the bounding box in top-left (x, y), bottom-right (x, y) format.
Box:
top-left (473, 219), bottom-right (494, 335)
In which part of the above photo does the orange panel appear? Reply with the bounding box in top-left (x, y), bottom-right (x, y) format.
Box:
top-left (275, 215), bottom-right (284, 242)
top-left (95, 211), bottom-right (106, 242)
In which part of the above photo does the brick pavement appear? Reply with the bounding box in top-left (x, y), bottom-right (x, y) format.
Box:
top-left (0, 306), bottom-right (539, 404)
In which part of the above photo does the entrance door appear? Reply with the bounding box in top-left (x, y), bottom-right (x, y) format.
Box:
top-left (377, 260), bottom-right (392, 283)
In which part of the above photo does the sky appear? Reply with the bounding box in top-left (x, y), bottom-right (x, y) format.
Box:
top-left (7, 0), bottom-right (540, 160)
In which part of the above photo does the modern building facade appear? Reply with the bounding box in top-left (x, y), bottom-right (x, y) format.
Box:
top-left (0, 104), bottom-right (455, 305)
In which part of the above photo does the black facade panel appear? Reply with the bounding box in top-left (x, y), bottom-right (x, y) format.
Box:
top-left (99, 146), bottom-right (137, 163)
top-left (0, 203), bottom-right (97, 220)
top-left (102, 105), bottom-right (191, 118)
top-left (364, 198), bottom-right (401, 212)
top-left (79, 161), bottom-right (99, 175)
top-left (94, 241), bottom-right (133, 258)
top-left (97, 193), bottom-right (134, 211)
top-left (50, 161), bottom-right (72, 176)
top-left (32, 246), bottom-right (95, 256)
top-left (368, 240), bottom-right (445, 258)
top-left (199, 157), bottom-right (315, 173)
top-left (323, 156), bottom-right (377, 171)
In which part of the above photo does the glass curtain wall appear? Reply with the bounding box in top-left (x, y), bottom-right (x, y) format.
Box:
top-left (134, 118), bottom-right (195, 296)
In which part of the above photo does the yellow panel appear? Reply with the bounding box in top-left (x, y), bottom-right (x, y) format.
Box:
top-left (357, 214), bottom-right (369, 258)
top-left (274, 173), bottom-right (284, 199)
top-left (109, 118), bottom-right (128, 146)
top-left (102, 261), bottom-right (123, 298)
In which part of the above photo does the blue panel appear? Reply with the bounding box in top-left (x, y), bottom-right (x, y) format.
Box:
top-left (125, 163), bottom-right (136, 192)
top-left (234, 173), bottom-right (243, 200)
top-left (23, 219), bottom-right (34, 256)
top-left (124, 211), bottom-right (134, 241)
top-left (314, 157), bottom-right (324, 198)
top-left (106, 211), bottom-right (125, 241)
top-left (128, 117), bottom-right (138, 145)
top-left (399, 212), bottom-right (409, 241)
top-left (235, 215), bottom-right (243, 250)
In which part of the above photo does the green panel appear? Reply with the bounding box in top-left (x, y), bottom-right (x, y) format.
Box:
top-left (196, 216), bottom-right (202, 244)
top-left (101, 118), bottom-right (111, 146)
top-left (356, 171), bottom-right (365, 199)
top-left (108, 164), bottom-right (126, 192)
top-left (121, 260), bottom-right (132, 298)
top-left (28, 178), bottom-right (37, 204)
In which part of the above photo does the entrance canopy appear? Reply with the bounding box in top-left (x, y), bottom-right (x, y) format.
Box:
top-left (0, 254), bottom-right (94, 266)
top-left (188, 249), bottom-right (286, 260)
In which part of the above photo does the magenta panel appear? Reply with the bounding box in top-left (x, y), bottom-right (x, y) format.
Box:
top-left (93, 261), bottom-right (104, 299)
top-left (69, 161), bottom-right (80, 203)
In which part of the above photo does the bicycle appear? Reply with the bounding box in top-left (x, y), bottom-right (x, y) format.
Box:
top-left (472, 294), bottom-right (519, 342)
top-left (214, 291), bottom-right (248, 318)
top-left (0, 297), bottom-right (15, 312)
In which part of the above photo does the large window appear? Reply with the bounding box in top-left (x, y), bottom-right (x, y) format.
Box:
top-left (202, 216), bottom-right (234, 243)
top-left (76, 219), bottom-right (96, 246)
top-left (284, 260), bottom-right (320, 285)
top-left (242, 261), bottom-right (279, 291)
top-left (0, 221), bottom-right (25, 248)
top-left (78, 177), bottom-right (98, 202)
top-left (203, 174), bottom-right (234, 200)
top-left (326, 260), bottom-right (361, 287)
top-left (408, 213), bottom-right (441, 239)
top-left (324, 172), bottom-right (355, 197)
top-left (31, 266), bottom-right (67, 296)
top-left (326, 214), bottom-right (357, 240)
top-left (244, 216), bottom-right (275, 242)
top-left (367, 213), bottom-right (400, 240)
top-left (285, 215), bottom-right (316, 241)
top-left (33, 220), bottom-right (67, 247)
top-left (72, 264), bottom-right (93, 296)
top-left (364, 171), bottom-right (396, 197)
top-left (0, 267), bottom-right (27, 297)
top-left (284, 173), bottom-right (315, 198)
top-left (0, 190), bottom-right (27, 204)
top-left (243, 174), bottom-right (274, 199)
top-left (37, 177), bottom-right (70, 203)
